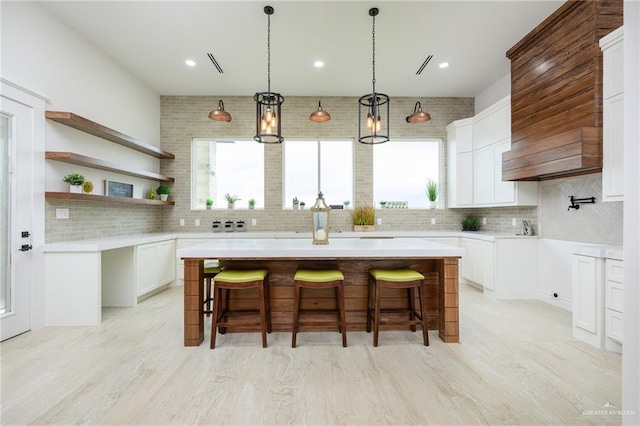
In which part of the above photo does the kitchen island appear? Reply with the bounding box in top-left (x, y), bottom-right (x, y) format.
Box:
top-left (178, 238), bottom-right (463, 346)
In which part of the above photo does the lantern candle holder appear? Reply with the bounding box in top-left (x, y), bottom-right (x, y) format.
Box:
top-left (311, 192), bottom-right (331, 245)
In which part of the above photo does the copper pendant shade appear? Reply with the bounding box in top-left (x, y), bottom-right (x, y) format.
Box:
top-left (406, 101), bottom-right (431, 123)
top-left (208, 100), bottom-right (232, 122)
top-left (309, 101), bottom-right (331, 122)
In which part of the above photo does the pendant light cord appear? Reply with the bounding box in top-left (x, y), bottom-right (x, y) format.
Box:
top-left (267, 13), bottom-right (271, 94)
top-left (371, 13), bottom-right (376, 92)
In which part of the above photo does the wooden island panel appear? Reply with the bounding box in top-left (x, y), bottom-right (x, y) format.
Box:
top-left (183, 257), bottom-right (459, 346)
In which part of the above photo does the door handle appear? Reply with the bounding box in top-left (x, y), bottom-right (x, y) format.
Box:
top-left (19, 244), bottom-right (33, 252)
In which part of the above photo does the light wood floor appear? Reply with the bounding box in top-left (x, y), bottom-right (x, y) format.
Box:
top-left (1, 283), bottom-right (622, 425)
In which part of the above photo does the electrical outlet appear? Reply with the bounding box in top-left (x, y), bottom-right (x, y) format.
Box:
top-left (512, 218), bottom-right (517, 226)
top-left (252, 219), bottom-right (257, 226)
top-left (179, 219), bottom-right (185, 226)
top-left (377, 218), bottom-right (382, 225)
top-left (431, 218), bottom-right (436, 225)
top-left (482, 217), bottom-right (487, 225)
top-left (56, 208), bottom-right (69, 219)
top-left (195, 219), bottom-right (200, 226)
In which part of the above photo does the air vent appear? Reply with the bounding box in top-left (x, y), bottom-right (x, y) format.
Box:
top-left (207, 53), bottom-right (224, 73)
top-left (416, 55), bottom-right (433, 75)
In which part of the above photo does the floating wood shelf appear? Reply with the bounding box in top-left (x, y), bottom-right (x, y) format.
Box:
top-left (46, 152), bottom-right (174, 183)
top-left (45, 192), bottom-right (175, 206)
top-left (45, 111), bottom-right (174, 160)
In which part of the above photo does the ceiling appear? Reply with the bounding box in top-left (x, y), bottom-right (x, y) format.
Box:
top-left (41, 1), bottom-right (565, 98)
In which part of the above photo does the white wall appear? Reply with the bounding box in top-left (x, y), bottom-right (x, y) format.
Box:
top-left (1, 2), bottom-right (161, 196)
top-left (1, 2), bottom-right (161, 328)
top-left (623, 1), bottom-right (640, 422)
top-left (474, 73), bottom-right (510, 114)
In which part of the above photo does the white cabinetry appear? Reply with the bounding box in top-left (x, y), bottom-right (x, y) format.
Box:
top-left (447, 97), bottom-right (537, 208)
top-left (446, 118), bottom-right (474, 207)
top-left (136, 240), bottom-right (176, 298)
top-left (605, 259), bottom-right (623, 353)
top-left (460, 237), bottom-right (537, 298)
top-left (600, 26), bottom-right (624, 202)
top-left (460, 238), bottom-right (493, 289)
top-left (572, 254), bottom-right (605, 348)
top-left (472, 97), bottom-right (537, 207)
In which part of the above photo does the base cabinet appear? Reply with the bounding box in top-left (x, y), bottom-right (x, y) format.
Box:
top-left (572, 253), bottom-right (624, 352)
top-left (604, 259), bottom-right (624, 353)
top-left (136, 240), bottom-right (176, 298)
top-left (460, 237), bottom-right (536, 298)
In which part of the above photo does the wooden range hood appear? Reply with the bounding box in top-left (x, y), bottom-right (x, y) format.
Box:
top-left (503, 0), bottom-right (622, 181)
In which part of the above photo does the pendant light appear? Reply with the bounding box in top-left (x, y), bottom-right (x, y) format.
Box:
top-left (309, 100), bottom-right (331, 122)
top-left (254, 5), bottom-right (284, 144)
top-left (406, 101), bottom-right (431, 123)
top-left (208, 100), bottom-right (232, 122)
top-left (358, 7), bottom-right (389, 145)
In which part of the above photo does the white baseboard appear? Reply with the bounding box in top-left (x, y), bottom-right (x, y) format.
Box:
top-left (537, 290), bottom-right (572, 311)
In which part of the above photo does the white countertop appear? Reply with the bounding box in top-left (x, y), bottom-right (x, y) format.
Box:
top-left (42, 230), bottom-right (535, 253)
top-left (177, 237), bottom-right (464, 259)
top-left (574, 244), bottom-right (623, 260)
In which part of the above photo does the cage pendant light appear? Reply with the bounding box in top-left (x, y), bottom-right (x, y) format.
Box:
top-left (254, 5), bottom-right (284, 144)
top-left (358, 7), bottom-right (389, 145)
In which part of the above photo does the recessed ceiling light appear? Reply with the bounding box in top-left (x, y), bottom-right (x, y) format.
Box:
top-left (439, 62), bottom-right (449, 69)
top-left (314, 60), bottom-right (325, 68)
top-left (185, 59), bottom-right (196, 67)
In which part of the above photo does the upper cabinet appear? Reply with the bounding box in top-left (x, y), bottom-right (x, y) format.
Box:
top-left (447, 96), bottom-right (537, 208)
top-left (600, 26), bottom-right (624, 202)
top-left (503, 0), bottom-right (623, 181)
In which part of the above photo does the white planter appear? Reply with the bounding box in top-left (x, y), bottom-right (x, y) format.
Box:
top-left (227, 202), bottom-right (235, 209)
top-left (69, 185), bottom-right (82, 193)
top-left (159, 194), bottom-right (168, 201)
top-left (429, 201), bottom-right (437, 209)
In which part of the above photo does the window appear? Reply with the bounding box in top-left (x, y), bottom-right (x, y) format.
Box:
top-left (373, 140), bottom-right (441, 208)
top-left (191, 139), bottom-right (264, 209)
top-left (284, 140), bottom-right (353, 208)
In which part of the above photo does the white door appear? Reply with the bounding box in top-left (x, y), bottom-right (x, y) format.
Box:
top-left (0, 95), bottom-right (35, 341)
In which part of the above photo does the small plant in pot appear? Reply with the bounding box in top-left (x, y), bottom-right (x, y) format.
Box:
top-left (299, 201), bottom-right (306, 209)
top-left (352, 205), bottom-right (376, 232)
top-left (426, 180), bottom-right (438, 209)
top-left (63, 173), bottom-right (85, 193)
top-left (461, 216), bottom-right (478, 231)
top-left (248, 198), bottom-right (256, 210)
top-left (156, 185), bottom-right (171, 201)
top-left (292, 196), bottom-right (299, 210)
top-left (343, 200), bottom-right (350, 209)
top-left (225, 193), bottom-right (240, 209)
top-left (206, 198), bottom-right (213, 210)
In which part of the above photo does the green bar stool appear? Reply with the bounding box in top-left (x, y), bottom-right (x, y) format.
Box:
top-left (203, 260), bottom-right (222, 317)
top-left (210, 269), bottom-right (271, 349)
top-left (292, 269), bottom-right (347, 348)
top-left (367, 268), bottom-right (429, 347)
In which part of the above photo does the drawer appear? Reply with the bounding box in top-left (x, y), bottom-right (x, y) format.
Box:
top-left (606, 259), bottom-right (624, 283)
top-left (605, 280), bottom-right (624, 313)
top-left (605, 308), bottom-right (623, 344)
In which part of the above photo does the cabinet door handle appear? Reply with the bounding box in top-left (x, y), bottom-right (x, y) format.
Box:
top-left (19, 244), bottom-right (33, 252)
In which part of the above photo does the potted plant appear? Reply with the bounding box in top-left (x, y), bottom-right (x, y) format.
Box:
top-left (206, 198), bottom-right (213, 210)
top-left (225, 193), bottom-right (240, 209)
top-left (248, 198), bottom-right (256, 210)
top-left (379, 201), bottom-right (386, 208)
top-left (426, 180), bottom-right (438, 209)
top-left (299, 201), bottom-right (306, 209)
top-left (292, 196), bottom-right (299, 210)
top-left (461, 216), bottom-right (478, 231)
top-left (352, 205), bottom-right (376, 232)
top-left (157, 185), bottom-right (171, 201)
top-left (63, 173), bottom-right (85, 193)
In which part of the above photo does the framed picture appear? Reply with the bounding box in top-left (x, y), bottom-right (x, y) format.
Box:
top-left (105, 180), bottom-right (133, 198)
